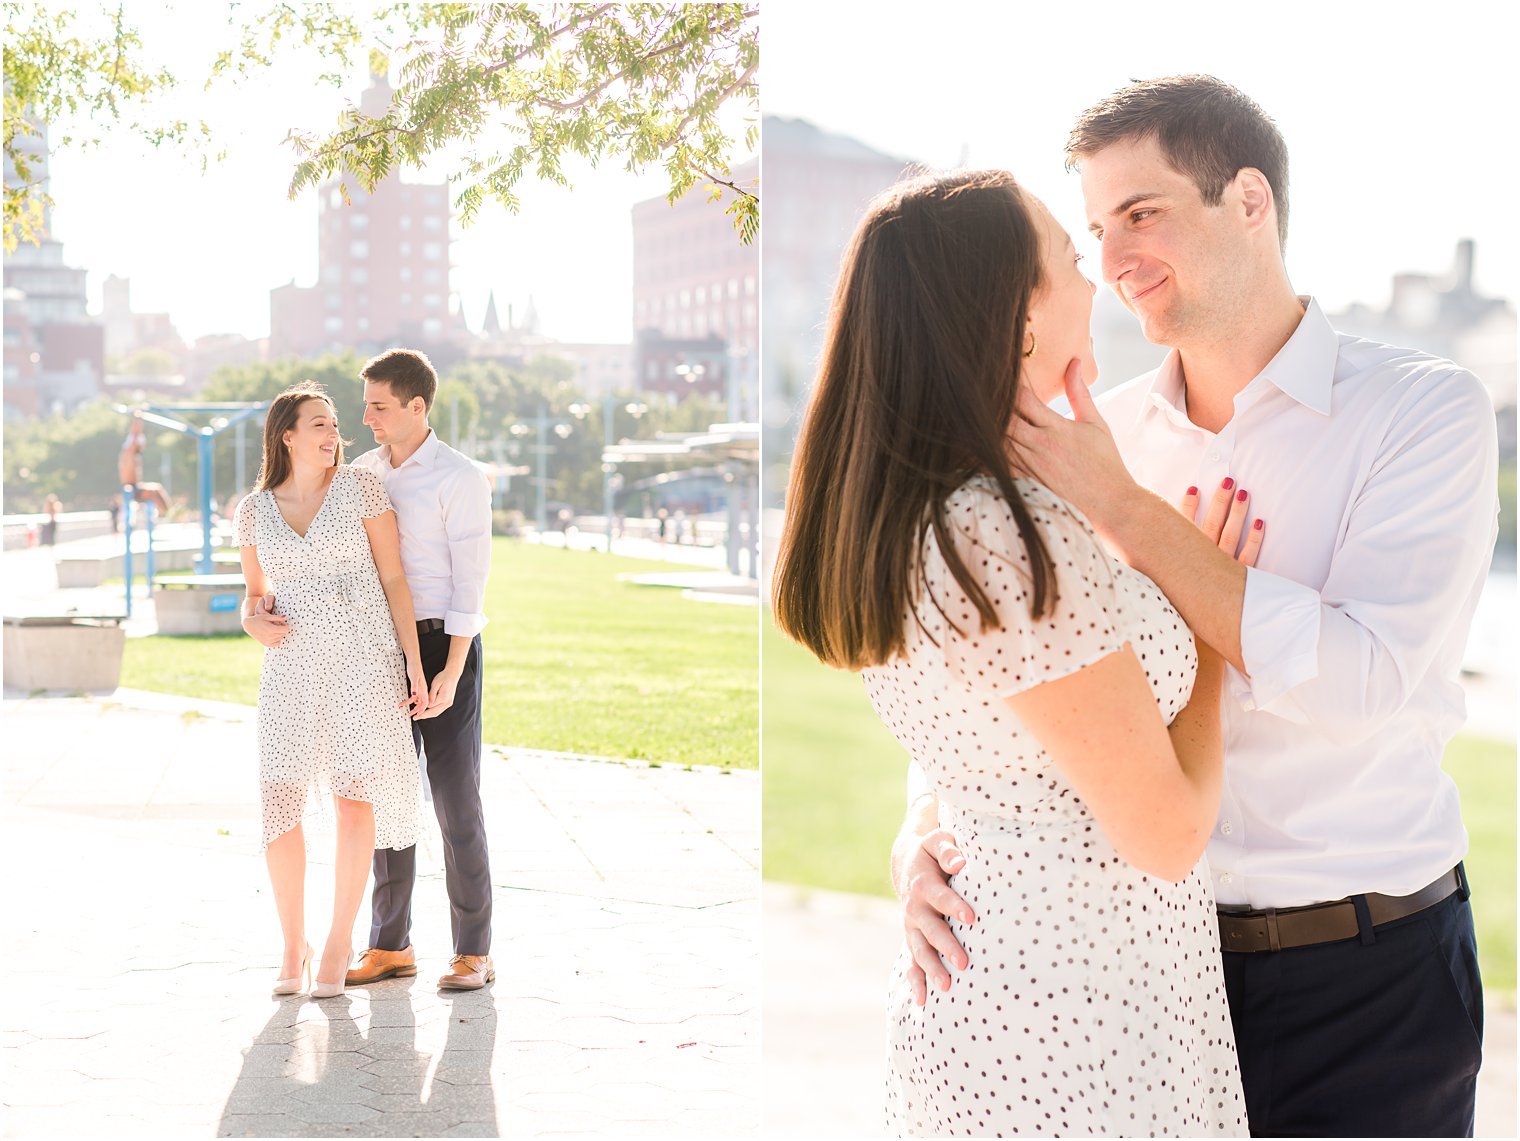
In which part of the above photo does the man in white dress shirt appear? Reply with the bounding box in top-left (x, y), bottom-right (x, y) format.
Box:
top-left (897, 76), bottom-right (1496, 1135)
top-left (341, 348), bottom-right (497, 991)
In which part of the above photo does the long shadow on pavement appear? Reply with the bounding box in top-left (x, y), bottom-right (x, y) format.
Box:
top-left (218, 980), bottom-right (499, 1138)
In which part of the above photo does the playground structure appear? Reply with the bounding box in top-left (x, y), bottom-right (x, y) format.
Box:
top-left (114, 402), bottom-right (269, 617)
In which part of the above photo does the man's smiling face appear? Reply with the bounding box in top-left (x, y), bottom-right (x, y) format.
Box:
top-left (1080, 134), bottom-right (1250, 350)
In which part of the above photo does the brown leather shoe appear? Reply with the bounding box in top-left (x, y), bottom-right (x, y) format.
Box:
top-left (345, 945), bottom-right (417, 985)
top-left (438, 954), bottom-right (494, 990)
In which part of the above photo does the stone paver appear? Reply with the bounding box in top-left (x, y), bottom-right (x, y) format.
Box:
top-left (763, 881), bottom-right (1517, 1139)
top-left (1, 692), bottom-right (758, 1138)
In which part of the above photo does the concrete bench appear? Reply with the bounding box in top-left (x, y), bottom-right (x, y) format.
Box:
top-left (3, 614), bottom-right (126, 692)
top-left (55, 542), bottom-right (200, 588)
top-left (153, 574), bottom-right (247, 636)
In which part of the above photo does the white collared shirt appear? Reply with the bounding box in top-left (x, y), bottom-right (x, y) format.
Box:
top-left (350, 429), bottom-right (493, 638)
top-left (1098, 297), bottom-right (1498, 907)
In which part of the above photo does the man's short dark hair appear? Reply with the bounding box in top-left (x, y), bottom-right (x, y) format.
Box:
top-left (1065, 75), bottom-right (1289, 250)
top-left (360, 347), bottom-right (438, 411)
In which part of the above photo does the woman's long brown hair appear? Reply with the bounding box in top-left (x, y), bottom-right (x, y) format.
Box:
top-left (771, 169), bottom-right (1057, 671)
top-left (253, 381), bottom-right (346, 492)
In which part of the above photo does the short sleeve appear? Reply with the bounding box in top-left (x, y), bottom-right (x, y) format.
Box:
top-left (351, 466), bottom-right (393, 519)
top-left (233, 493), bottom-right (258, 547)
top-left (926, 480), bottom-right (1125, 697)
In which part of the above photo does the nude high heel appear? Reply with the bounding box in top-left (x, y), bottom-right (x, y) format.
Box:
top-left (311, 949), bottom-right (350, 999)
top-left (272, 943), bottom-right (313, 995)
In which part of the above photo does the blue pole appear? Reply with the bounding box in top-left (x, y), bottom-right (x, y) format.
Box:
top-left (535, 404), bottom-right (547, 535)
top-left (145, 499), bottom-right (156, 589)
top-left (198, 429), bottom-right (214, 574)
top-left (123, 487), bottom-right (134, 618)
top-left (603, 396), bottom-right (614, 553)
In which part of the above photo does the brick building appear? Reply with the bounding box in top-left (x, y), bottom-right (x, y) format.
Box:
top-left (269, 74), bottom-right (461, 365)
top-left (631, 157), bottom-right (758, 412)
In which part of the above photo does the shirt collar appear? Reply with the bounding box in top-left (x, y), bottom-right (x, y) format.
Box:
top-left (1132, 295), bottom-right (1337, 431)
top-left (385, 428), bottom-right (439, 471)
top-left (1255, 296), bottom-right (1337, 416)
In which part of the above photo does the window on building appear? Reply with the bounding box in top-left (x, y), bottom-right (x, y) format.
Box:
top-left (322, 265), bottom-right (341, 284)
top-left (400, 292), bottom-right (412, 307)
top-left (680, 290), bottom-right (691, 308)
top-left (352, 267), bottom-right (368, 285)
top-left (350, 213), bottom-right (368, 231)
top-left (728, 279), bottom-right (739, 299)
top-left (696, 285), bottom-right (706, 305)
top-left (357, 317), bottom-right (370, 332)
top-left (425, 293), bottom-right (442, 309)
top-left (400, 241), bottom-right (412, 257)
top-left (328, 187), bottom-right (344, 210)
top-left (326, 292), bottom-right (340, 310)
top-left (350, 239), bottom-right (369, 259)
top-left (400, 267), bottom-right (412, 283)
top-left (324, 316), bottom-right (343, 334)
top-left (423, 317), bottom-right (442, 336)
top-left (423, 242), bottom-right (442, 261)
top-left (423, 268), bottom-right (442, 285)
top-left (400, 216), bottom-right (412, 230)
top-left (423, 215), bottom-right (442, 231)
top-left (745, 275), bottom-right (756, 296)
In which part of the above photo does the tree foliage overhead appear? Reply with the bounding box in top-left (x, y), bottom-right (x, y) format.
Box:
top-left (287, 3), bottom-right (759, 243)
top-left (1, 2), bottom-right (759, 253)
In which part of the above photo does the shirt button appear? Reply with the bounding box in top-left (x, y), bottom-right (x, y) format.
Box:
top-left (1220, 872), bottom-right (1234, 885)
top-left (1220, 821), bottom-right (1234, 836)
top-left (1207, 449), bottom-right (1221, 462)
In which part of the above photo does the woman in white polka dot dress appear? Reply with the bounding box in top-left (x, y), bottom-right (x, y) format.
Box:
top-left (235, 382), bottom-right (427, 998)
top-left (773, 171), bottom-right (1251, 1136)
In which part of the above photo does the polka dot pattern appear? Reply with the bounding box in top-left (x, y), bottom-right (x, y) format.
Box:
top-left (864, 477), bottom-right (1246, 1136)
top-left (234, 465), bottom-right (421, 852)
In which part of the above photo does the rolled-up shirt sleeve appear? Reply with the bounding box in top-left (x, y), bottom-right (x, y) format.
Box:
top-left (1230, 368), bottom-right (1498, 743)
top-left (442, 466), bottom-right (493, 638)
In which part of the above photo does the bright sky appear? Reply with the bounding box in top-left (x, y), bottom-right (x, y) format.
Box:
top-left (39, 3), bottom-right (754, 345)
top-left (764, 0), bottom-right (1518, 312)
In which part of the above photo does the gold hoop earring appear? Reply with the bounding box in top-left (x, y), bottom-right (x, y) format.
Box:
top-left (1023, 332), bottom-right (1037, 359)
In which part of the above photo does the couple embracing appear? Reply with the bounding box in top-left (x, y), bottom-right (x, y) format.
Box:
top-left (775, 76), bottom-right (1495, 1136)
top-left (235, 348), bottom-right (496, 999)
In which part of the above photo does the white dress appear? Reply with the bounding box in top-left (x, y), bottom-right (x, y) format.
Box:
top-left (863, 477), bottom-right (1247, 1137)
top-left (234, 465), bottom-right (420, 851)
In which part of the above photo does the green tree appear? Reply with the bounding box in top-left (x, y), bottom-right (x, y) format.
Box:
top-left (3, 399), bottom-right (134, 511)
top-left (288, 4), bottom-right (759, 243)
top-left (1, 2), bottom-right (365, 251)
top-left (3, 3), bottom-right (759, 252)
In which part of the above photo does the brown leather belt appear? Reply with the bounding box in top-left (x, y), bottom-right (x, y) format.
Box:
top-left (1217, 867), bottom-right (1464, 953)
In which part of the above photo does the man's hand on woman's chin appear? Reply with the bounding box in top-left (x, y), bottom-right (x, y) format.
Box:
top-left (893, 821), bottom-right (974, 1006)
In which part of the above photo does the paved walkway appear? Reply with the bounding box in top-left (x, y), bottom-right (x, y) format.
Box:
top-left (763, 883), bottom-right (1516, 1139)
top-left (1, 690), bottom-right (758, 1138)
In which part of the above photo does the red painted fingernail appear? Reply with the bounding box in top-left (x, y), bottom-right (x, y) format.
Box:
top-left (1186, 486), bottom-right (1198, 497)
top-left (1253, 519), bottom-right (1264, 531)
top-left (1236, 489), bottom-right (1248, 502)
top-left (1221, 477), bottom-right (1235, 491)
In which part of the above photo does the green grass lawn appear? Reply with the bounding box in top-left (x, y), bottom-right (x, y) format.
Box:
top-left (121, 541), bottom-right (758, 769)
top-left (763, 619), bottom-right (1517, 992)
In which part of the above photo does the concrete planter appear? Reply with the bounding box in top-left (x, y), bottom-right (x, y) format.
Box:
top-left (2, 617), bottom-right (126, 692)
top-left (153, 574), bottom-right (246, 636)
